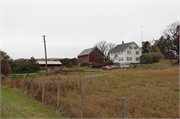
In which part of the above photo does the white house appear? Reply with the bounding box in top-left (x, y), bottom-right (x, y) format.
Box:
top-left (109, 41), bottom-right (142, 67)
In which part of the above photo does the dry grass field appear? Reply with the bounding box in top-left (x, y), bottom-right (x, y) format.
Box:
top-left (2, 59), bottom-right (179, 118)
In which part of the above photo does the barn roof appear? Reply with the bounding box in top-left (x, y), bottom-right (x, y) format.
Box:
top-left (37, 61), bottom-right (62, 65)
top-left (78, 47), bottom-right (95, 57)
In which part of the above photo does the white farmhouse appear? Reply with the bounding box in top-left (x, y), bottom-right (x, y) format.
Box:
top-left (110, 41), bottom-right (142, 67)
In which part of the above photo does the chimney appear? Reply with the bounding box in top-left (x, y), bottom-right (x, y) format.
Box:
top-left (122, 41), bottom-right (124, 44)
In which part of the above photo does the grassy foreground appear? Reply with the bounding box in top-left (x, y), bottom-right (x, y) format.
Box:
top-left (1, 59), bottom-right (179, 118)
top-left (1, 85), bottom-right (61, 118)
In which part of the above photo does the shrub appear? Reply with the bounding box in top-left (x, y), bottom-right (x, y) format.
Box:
top-left (140, 55), bottom-right (153, 64)
top-left (91, 60), bottom-right (114, 68)
top-left (68, 61), bottom-right (73, 67)
top-left (87, 65), bottom-right (91, 68)
top-left (80, 62), bottom-right (90, 67)
top-left (105, 60), bottom-right (114, 65)
top-left (91, 63), bottom-right (106, 68)
top-left (153, 57), bottom-right (160, 62)
top-left (133, 64), bottom-right (137, 68)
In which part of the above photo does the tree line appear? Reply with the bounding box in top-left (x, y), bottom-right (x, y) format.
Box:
top-left (1, 51), bottom-right (40, 75)
top-left (141, 21), bottom-right (179, 64)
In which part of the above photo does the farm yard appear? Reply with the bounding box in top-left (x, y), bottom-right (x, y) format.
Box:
top-left (1, 59), bottom-right (179, 118)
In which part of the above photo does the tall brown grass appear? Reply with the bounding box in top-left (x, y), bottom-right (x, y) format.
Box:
top-left (2, 66), bottom-right (179, 118)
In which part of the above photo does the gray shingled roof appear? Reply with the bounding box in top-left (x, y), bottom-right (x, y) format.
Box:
top-left (78, 47), bottom-right (95, 57)
top-left (110, 42), bottom-right (134, 53)
top-left (110, 42), bottom-right (142, 52)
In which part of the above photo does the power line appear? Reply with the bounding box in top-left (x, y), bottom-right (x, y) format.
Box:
top-left (27, 41), bottom-right (43, 58)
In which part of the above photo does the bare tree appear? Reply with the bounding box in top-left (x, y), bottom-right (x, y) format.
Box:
top-left (162, 21), bottom-right (179, 57)
top-left (95, 40), bottom-right (116, 61)
top-left (156, 21), bottom-right (180, 65)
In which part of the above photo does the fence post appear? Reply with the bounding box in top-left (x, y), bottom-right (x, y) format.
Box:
top-left (57, 84), bottom-right (60, 107)
top-left (11, 74), bottom-right (13, 88)
top-left (42, 80), bottom-right (45, 103)
top-left (80, 78), bottom-right (81, 93)
top-left (31, 78), bottom-right (33, 93)
top-left (11, 74), bottom-right (12, 81)
top-left (11, 73), bottom-right (13, 82)
top-left (23, 75), bottom-right (25, 86)
top-left (122, 97), bottom-right (126, 118)
top-left (16, 75), bottom-right (18, 88)
top-left (21, 75), bottom-right (25, 92)
top-left (81, 89), bottom-right (84, 118)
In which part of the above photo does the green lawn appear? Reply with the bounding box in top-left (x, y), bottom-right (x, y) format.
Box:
top-left (1, 85), bottom-right (62, 118)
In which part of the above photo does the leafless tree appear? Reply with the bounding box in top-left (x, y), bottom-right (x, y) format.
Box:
top-left (156, 21), bottom-right (180, 65)
top-left (95, 40), bottom-right (116, 61)
top-left (162, 21), bottom-right (179, 56)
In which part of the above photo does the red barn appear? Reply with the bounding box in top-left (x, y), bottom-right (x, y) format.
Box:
top-left (78, 47), bottom-right (104, 64)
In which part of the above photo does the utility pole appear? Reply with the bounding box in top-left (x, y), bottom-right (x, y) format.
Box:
top-left (43, 35), bottom-right (48, 75)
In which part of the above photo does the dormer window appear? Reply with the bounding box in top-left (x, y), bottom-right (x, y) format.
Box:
top-left (129, 46), bottom-right (133, 49)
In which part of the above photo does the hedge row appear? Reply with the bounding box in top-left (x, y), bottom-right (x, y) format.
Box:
top-left (91, 60), bottom-right (114, 68)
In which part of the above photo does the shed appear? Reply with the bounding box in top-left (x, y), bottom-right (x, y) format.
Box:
top-left (142, 52), bottom-right (165, 59)
top-left (37, 61), bottom-right (62, 67)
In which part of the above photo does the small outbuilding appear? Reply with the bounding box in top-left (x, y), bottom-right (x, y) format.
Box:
top-left (37, 61), bottom-right (62, 67)
top-left (142, 52), bottom-right (165, 59)
top-left (77, 47), bottom-right (104, 64)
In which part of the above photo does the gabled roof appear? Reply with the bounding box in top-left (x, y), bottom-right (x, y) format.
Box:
top-left (78, 47), bottom-right (95, 57)
top-left (110, 42), bottom-right (142, 52)
top-left (37, 61), bottom-right (62, 65)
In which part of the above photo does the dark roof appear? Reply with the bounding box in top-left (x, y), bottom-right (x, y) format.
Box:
top-left (78, 47), bottom-right (95, 57)
top-left (142, 52), bottom-right (163, 56)
top-left (110, 42), bottom-right (141, 52)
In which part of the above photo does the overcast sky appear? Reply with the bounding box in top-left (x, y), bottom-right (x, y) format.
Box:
top-left (0, 0), bottom-right (179, 60)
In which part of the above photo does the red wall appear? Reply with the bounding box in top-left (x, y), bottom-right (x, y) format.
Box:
top-left (89, 49), bottom-right (103, 63)
top-left (78, 55), bottom-right (89, 64)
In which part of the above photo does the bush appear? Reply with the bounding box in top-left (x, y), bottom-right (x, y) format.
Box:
top-left (153, 57), bottom-right (160, 62)
top-left (105, 60), bottom-right (114, 65)
top-left (80, 62), bottom-right (90, 67)
top-left (133, 64), bottom-right (137, 68)
top-left (91, 63), bottom-right (106, 68)
top-left (68, 61), bottom-right (73, 67)
top-left (91, 61), bottom-right (114, 68)
top-left (140, 55), bottom-right (153, 64)
top-left (87, 65), bottom-right (91, 68)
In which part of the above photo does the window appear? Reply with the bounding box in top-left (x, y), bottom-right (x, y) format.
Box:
top-left (129, 46), bottom-right (133, 49)
top-left (127, 57), bottom-right (132, 61)
top-left (136, 57), bottom-right (140, 61)
top-left (127, 50), bottom-right (131, 54)
top-left (136, 51), bottom-right (139, 55)
top-left (121, 64), bottom-right (124, 66)
top-left (126, 64), bottom-right (130, 66)
top-left (134, 46), bottom-right (137, 49)
top-left (119, 51), bottom-right (123, 55)
top-left (119, 57), bottom-right (123, 61)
